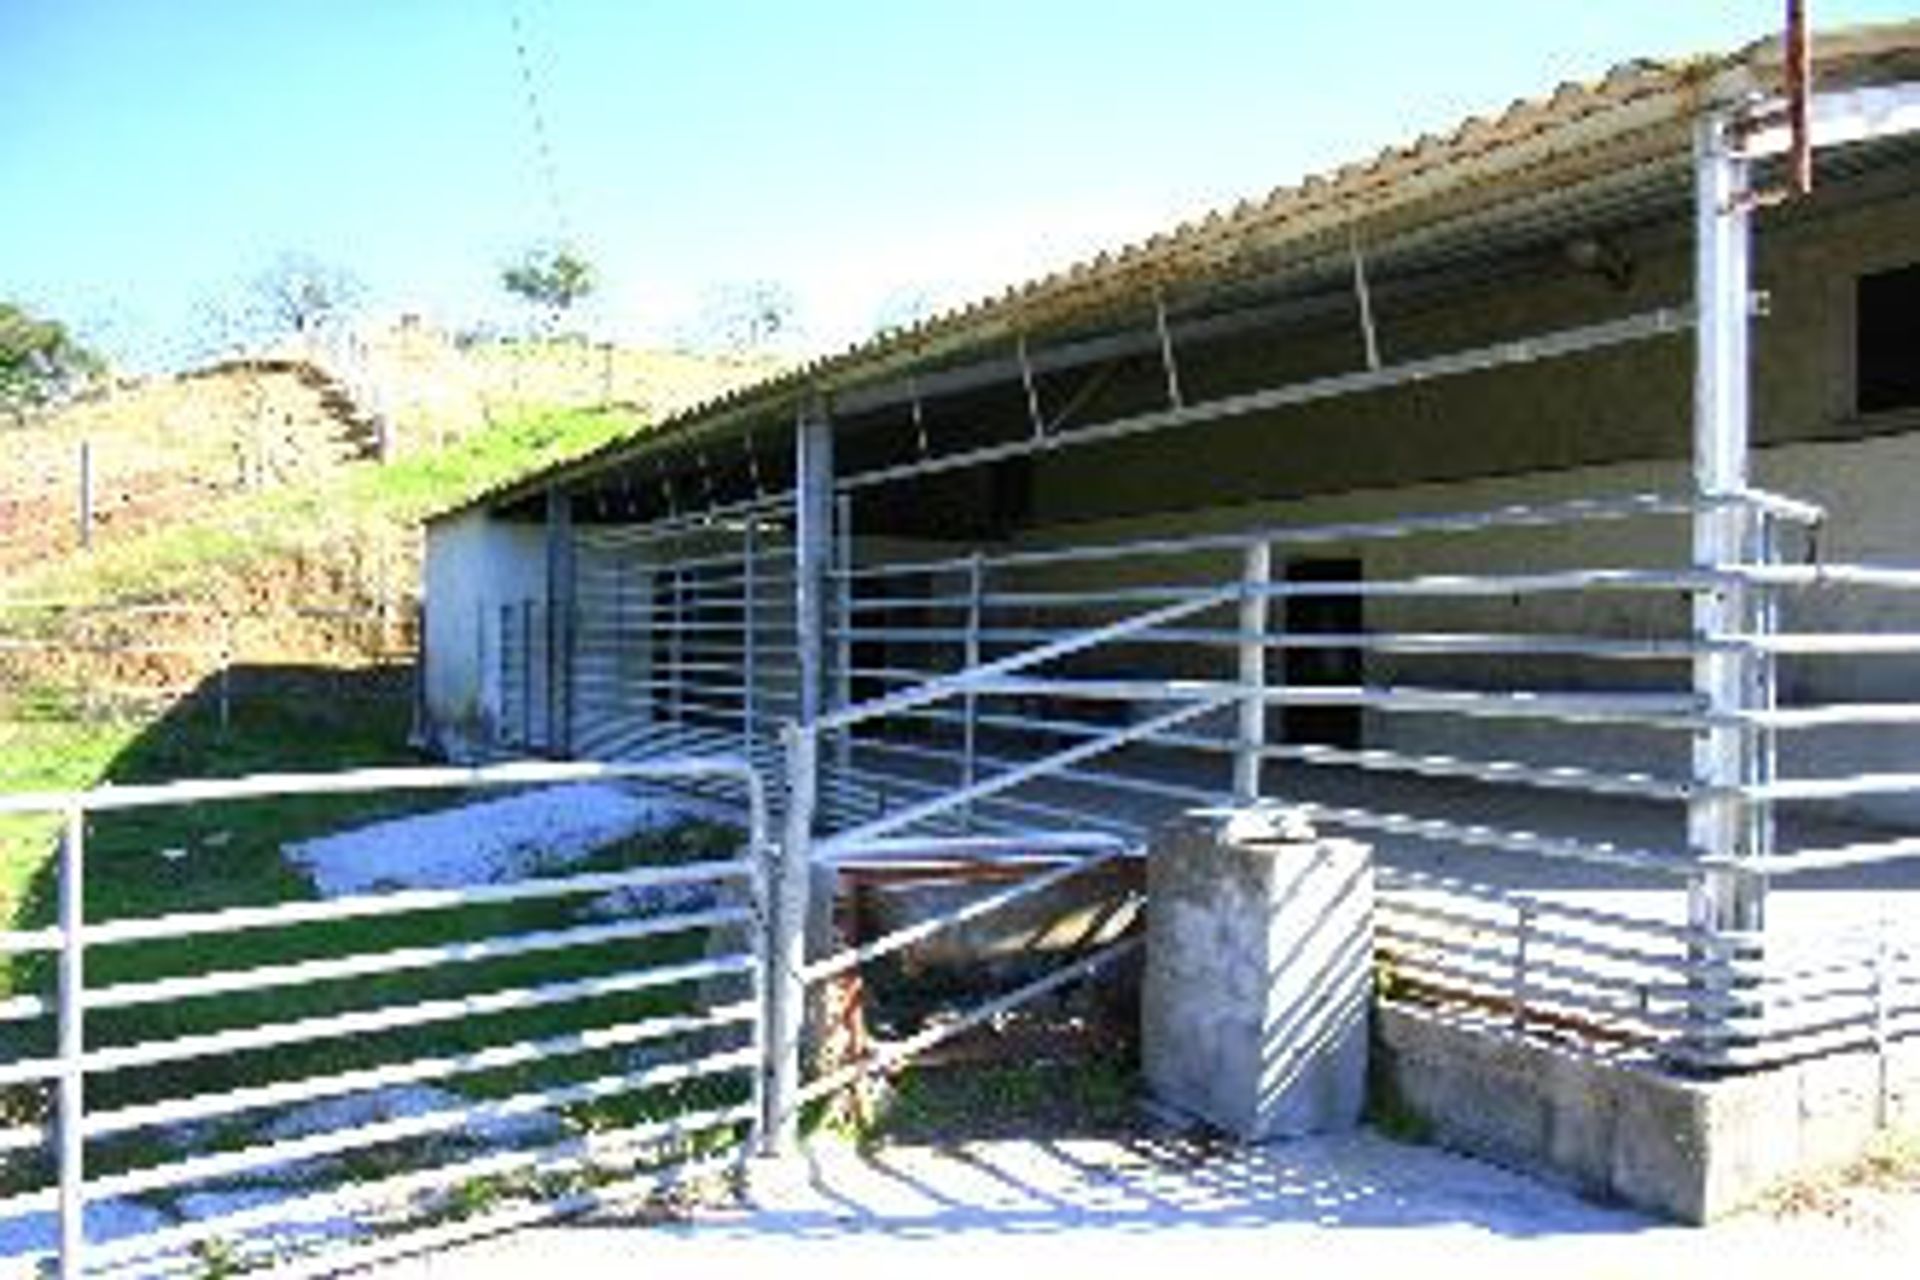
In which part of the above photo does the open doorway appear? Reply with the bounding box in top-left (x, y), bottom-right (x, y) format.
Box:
top-left (1283, 557), bottom-right (1363, 748)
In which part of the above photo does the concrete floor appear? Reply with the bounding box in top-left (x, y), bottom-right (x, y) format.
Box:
top-left (372, 1129), bottom-right (1920, 1279)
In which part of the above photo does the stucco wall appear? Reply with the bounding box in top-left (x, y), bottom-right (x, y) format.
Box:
top-left (422, 510), bottom-right (548, 758)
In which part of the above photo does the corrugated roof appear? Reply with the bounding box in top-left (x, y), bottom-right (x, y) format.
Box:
top-left (442, 19), bottom-right (1920, 521)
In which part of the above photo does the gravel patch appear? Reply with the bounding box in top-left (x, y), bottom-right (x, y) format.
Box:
top-left (286, 783), bottom-right (690, 895)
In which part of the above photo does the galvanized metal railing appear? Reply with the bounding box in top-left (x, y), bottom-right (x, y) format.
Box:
top-left (0, 756), bottom-right (775, 1280)
top-left (541, 477), bottom-right (1920, 1083)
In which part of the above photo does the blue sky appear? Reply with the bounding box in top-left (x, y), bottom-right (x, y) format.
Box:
top-left (2, 1), bottom-right (1913, 370)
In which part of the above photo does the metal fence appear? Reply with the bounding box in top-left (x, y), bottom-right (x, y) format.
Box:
top-left (0, 757), bottom-right (772, 1280)
top-left (560, 478), bottom-right (1920, 1079)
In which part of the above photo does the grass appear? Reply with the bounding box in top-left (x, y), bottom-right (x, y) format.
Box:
top-left (4, 405), bottom-right (642, 607)
top-left (0, 392), bottom-right (765, 1251)
top-left (0, 690), bottom-right (752, 1208)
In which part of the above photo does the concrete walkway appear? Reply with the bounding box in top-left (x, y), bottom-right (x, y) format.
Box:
top-left (372, 1129), bottom-right (1920, 1278)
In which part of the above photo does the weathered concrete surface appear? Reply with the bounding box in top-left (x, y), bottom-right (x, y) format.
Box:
top-left (1375, 1001), bottom-right (1920, 1222)
top-left (369, 1130), bottom-right (1920, 1279)
top-left (1141, 810), bottom-right (1372, 1139)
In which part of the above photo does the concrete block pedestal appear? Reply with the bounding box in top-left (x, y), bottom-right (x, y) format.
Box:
top-left (1141, 807), bottom-right (1374, 1140)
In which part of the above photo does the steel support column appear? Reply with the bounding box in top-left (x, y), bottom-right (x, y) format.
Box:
top-left (765, 405), bottom-right (833, 1150)
top-left (1235, 540), bottom-right (1272, 801)
top-left (544, 486), bottom-right (575, 756)
top-left (1687, 107), bottom-right (1768, 1059)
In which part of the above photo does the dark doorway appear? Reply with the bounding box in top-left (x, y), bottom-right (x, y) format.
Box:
top-left (1283, 557), bottom-right (1363, 748)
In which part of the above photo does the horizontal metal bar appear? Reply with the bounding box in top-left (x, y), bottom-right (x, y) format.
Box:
top-left (820, 695), bottom-right (1234, 854)
top-left (1738, 83), bottom-right (1920, 157)
top-left (1382, 946), bottom-right (1702, 1034)
top-left (968, 675), bottom-right (1700, 727)
top-left (1738, 703), bottom-right (1920, 729)
top-left (1749, 835), bottom-right (1920, 876)
top-left (59, 1049), bottom-right (760, 1207)
top-left (85, 1002), bottom-right (757, 1140)
top-left (1378, 922), bottom-right (1709, 1007)
top-left (838, 488), bottom-right (1812, 584)
top-left (1379, 904), bottom-right (1699, 981)
top-left (1261, 741), bottom-right (1692, 800)
top-left (77, 906), bottom-right (750, 1016)
top-left (83, 859), bottom-right (749, 949)
top-left (796, 937), bottom-right (1142, 1109)
top-left (803, 847), bottom-right (1131, 985)
top-left (1298, 802), bottom-right (1689, 877)
top-left (815, 587), bottom-right (1239, 734)
top-left (1752, 634), bottom-right (1920, 655)
top-left (1380, 867), bottom-right (1711, 942)
top-left (67, 954), bottom-right (754, 1077)
top-left (836, 307), bottom-right (1691, 493)
top-left (81, 1103), bottom-right (759, 1274)
top-left (0, 757), bottom-right (760, 818)
top-left (820, 830), bottom-right (1130, 865)
top-left (1744, 771), bottom-right (1920, 802)
top-left (1742, 564), bottom-right (1920, 591)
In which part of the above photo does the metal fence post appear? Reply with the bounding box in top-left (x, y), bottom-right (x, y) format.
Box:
top-left (1873, 919), bottom-right (1892, 1128)
top-left (766, 723), bottom-right (815, 1152)
top-left (1234, 539), bottom-right (1272, 802)
top-left (1683, 105), bottom-right (1768, 1067)
top-left (57, 805), bottom-right (86, 1280)
top-left (743, 519), bottom-right (759, 763)
top-left (833, 494), bottom-right (854, 789)
top-left (75, 441), bottom-right (93, 554)
top-left (217, 610), bottom-right (234, 733)
top-left (521, 599), bottom-right (536, 749)
top-left (961, 552), bottom-right (985, 830)
top-left (545, 487), bottom-right (575, 757)
top-left (1511, 901), bottom-right (1535, 1033)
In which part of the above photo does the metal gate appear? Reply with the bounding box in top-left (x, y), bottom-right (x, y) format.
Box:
top-left (0, 758), bottom-right (772, 1279)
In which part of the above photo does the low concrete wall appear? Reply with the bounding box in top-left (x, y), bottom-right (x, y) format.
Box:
top-left (1374, 1002), bottom-right (1920, 1223)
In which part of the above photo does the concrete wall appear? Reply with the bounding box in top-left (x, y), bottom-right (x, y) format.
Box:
top-left (421, 509), bottom-right (548, 758)
top-left (1375, 1002), bottom-right (1920, 1223)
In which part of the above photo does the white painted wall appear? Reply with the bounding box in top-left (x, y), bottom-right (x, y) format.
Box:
top-left (421, 510), bottom-right (548, 759)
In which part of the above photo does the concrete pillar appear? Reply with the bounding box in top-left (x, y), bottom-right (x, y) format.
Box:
top-left (1141, 807), bottom-right (1373, 1140)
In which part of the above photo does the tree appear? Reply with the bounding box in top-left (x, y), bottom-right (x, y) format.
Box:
top-left (253, 252), bottom-right (361, 338)
top-left (0, 300), bottom-right (104, 424)
top-left (501, 247), bottom-right (595, 331)
top-left (702, 280), bottom-right (799, 354)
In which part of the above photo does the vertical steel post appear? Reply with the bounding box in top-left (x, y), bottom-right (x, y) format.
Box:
top-left (76, 441), bottom-right (93, 554)
top-left (1873, 918), bottom-right (1892, 1128)
top-left (767, 723), bottom-right (816, 1151)
top-left (216, 612), bottom-right (233, 734)
top-left (1511, 902), bottom-right (1535, 1033)
top-left (1687, 106), bottom-right (1767, 1061)
top-left (521, 600), bottom-right (535, 748)
top-left (668, 570), bottom-right (684, 733)
top-left (1235, 539), bottom-right (1272, 802)
top-left (494, 603), bottom-right (509, 744)
top-left (796, 408), bottom-right (834, 730)
top-left (961, 552), bottom-right (985, 830)
top-left (743, 519), bottom-right (759, 763)
top-left (765, 404), bottom-right (834, 1153)
top-left (833, 494), bottom-right (854, 786)
top-left (56, 806), bottom-right (85, 1280)
top-left (544, 487), bottom-right (575, 757)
